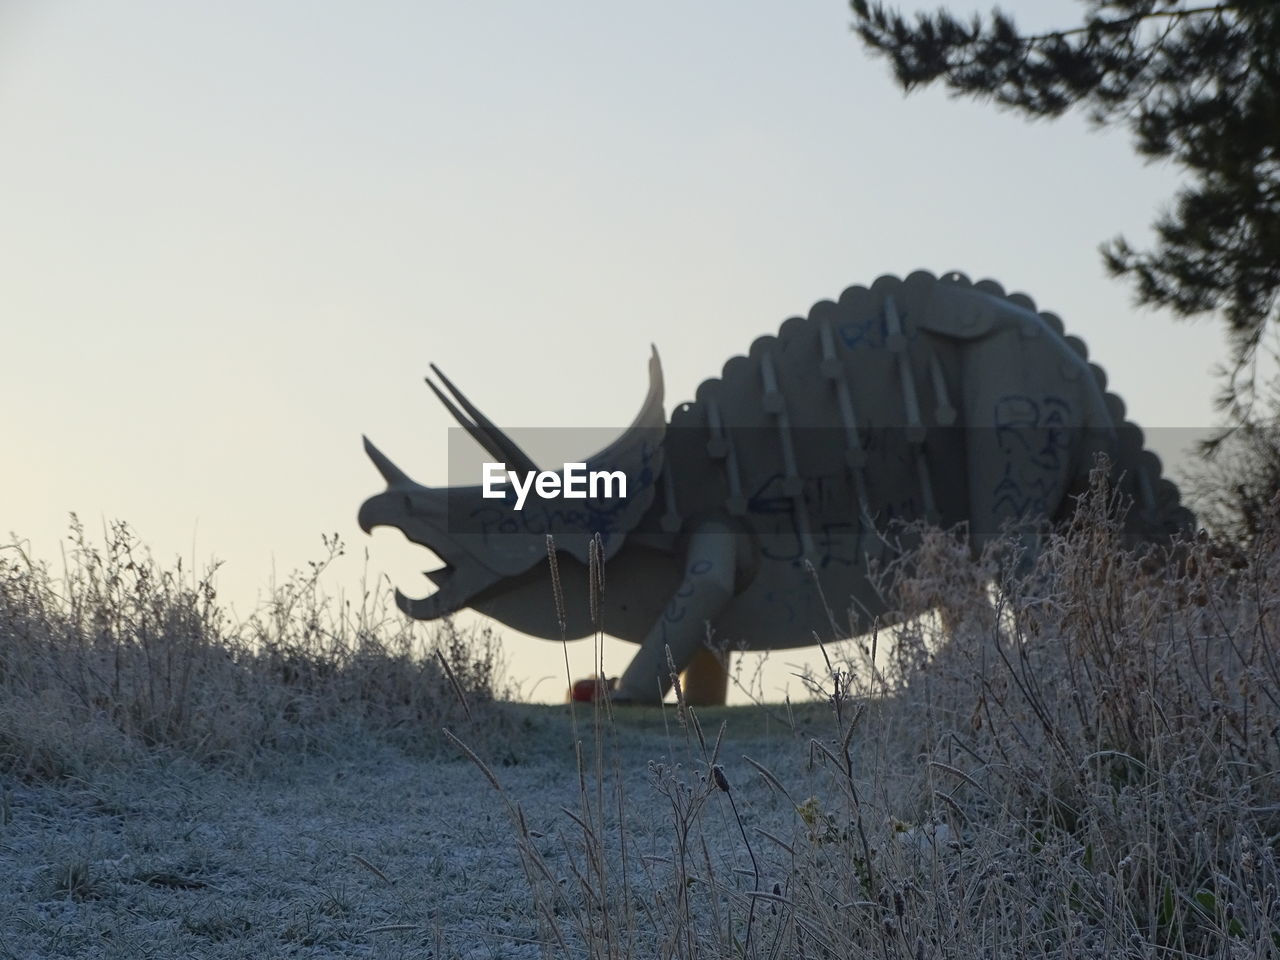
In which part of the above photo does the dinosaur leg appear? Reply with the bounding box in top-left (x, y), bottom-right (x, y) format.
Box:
top-left (613, 522), bottom-right (737, 704)
top-left (681, 647), bottom-right (730, 707)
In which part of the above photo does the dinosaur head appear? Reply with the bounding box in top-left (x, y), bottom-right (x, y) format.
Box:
top-left (356, 443), bottom-right (521, 619)
top-left (358, 350), bottom-right (666, 622)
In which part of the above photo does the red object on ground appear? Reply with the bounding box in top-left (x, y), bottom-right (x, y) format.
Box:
top-left (569, 676), bottom-right (618, 702)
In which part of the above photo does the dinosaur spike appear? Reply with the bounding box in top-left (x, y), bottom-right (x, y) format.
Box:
top-left (426, 365), bottom-right (539, 476)
top-left (705, 395), bottom-right (728, 459)
top-left (886, 294), bottom-right (935, 518)
top-left (422, 377), bottom-right (506, 464)
top-left (724, 442), bottom-right (747, 516)
top-left (758, 353), bottom-right (794, 481)
top-left (818, 310), bottom-right (842, 378)
top-left (820, 316), bottom-right (863, 452)
top-left (885, 295), bottom-right (926, 444)
top-left (760, 349), bottom-right (815, 557)
top-left (928, 351), bottom-right (956, 426)
top-left (758, 342), bottom-right (784, 413)
top-left (883, 291), bottom-right (908, 353)
top-left (833, 379), bottom-right (866, 467)
top-left (837, 378), bottom-right (874, 529)
top-left (704, 396), bottom-right (746, 516)
top-left (819, 312), bottom-right (872, 529)
top-left (362, 435), bottom-right (414, 489)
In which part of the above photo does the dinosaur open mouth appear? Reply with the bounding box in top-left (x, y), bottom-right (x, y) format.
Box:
top-left (395, 565), bottom-right (453, 619)
top-left (356, 436), bottom-right (512, 620)
top-left (384, 542), bottom-right (466, 619)
top-left (357, 501), bottom-right (468, 617)
top-left (423, 559), bottom-right (455, 588)
top-left (391, 546), bottom-right (499, 620)
top-left (361, 521), bottom-right (501, 622)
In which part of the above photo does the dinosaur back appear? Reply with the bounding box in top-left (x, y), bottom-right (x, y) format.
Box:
top-left (651, 270), bottom-right (1192, 643)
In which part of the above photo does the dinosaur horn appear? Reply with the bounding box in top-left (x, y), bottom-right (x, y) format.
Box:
top-left (362, 435), bottom-right (413, 488)
top-left (425, 365), bottom-right (539, 476)
top-left (422, 378), bottom-right (509, 467)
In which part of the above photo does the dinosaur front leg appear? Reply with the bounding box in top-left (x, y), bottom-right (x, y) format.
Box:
top-left (613, 521), bottom-right (738, 704)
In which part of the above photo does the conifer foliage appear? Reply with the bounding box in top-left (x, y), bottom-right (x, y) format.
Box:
top-left (850, 1), bottom-right (1280, 413)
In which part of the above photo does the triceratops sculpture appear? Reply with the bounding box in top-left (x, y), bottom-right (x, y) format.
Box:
top-left (358, 270), bottom-right (1193, 704)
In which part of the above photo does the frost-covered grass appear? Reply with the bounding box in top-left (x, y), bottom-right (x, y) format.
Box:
top-left (0, 517), bottom-right (510, 780)
top-left (2, 482), bottom-right (1278, 959)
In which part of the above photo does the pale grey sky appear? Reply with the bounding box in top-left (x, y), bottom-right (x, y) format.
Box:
top-left (1, 1), bottom-right (1225, 701)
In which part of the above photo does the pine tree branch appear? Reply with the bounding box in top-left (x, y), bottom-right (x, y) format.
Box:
top-left (851, 0), bottom-right (1280, 424)
top-left (1019, 4), bottom-right (1238, 45)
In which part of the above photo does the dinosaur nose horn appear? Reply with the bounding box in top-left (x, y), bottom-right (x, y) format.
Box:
top-left (362, 435), bottom-right (413, 488)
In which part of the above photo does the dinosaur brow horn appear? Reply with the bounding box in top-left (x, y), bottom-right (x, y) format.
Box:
top-left (422, 378), bottom-right (511, 468)
top-left (425, 365), bottom-right (540, 476)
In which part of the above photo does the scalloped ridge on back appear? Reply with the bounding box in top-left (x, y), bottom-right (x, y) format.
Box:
top-left (667, 268), bottom-right (1194, 542)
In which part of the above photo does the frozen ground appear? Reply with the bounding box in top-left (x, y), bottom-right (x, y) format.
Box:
top-left (1, 701), bottom-right (858, 959)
